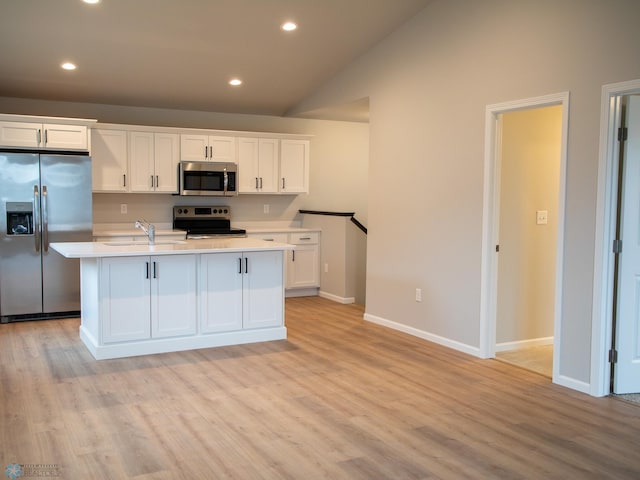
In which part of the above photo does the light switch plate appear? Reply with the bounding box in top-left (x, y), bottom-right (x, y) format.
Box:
top-left (536, 210), bottom-right (548, 225)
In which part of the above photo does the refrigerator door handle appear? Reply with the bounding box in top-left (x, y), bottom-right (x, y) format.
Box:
top-left (42, 185), bottom-right (49, 252)
top-left (34, 185), bottom-right (41, 252)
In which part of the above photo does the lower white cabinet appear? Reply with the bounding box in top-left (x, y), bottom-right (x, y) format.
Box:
top-left (78, 249), bottom-right (287, 359)
top-left (248, 231), bottom-right (320, 292)
top-left (199, 250), bottom-right (284, 332)
top-left (100, 255), bottom-right (197, 343)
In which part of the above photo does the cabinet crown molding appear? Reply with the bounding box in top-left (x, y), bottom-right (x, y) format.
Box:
top-left (0, 113), bottom-right (97, 126)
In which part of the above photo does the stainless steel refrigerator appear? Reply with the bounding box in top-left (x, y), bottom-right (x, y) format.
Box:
top-left (0, 151), bottom-right (92, 322)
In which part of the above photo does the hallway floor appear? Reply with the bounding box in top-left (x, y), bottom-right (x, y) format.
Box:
top-left (495, 345), bottom-right (553, 377)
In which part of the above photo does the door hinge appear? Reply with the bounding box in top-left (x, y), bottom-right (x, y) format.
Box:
top-left (613, 239), bottom-right (622, 254)
top-left (609, 348), bottom-right (618, 364)
top-left (618, 127), bottom-right (628, 142)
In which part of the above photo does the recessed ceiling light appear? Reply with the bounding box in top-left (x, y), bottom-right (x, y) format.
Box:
top-left (281, 21), bottom-right (297, 32)
top-left (61, 62), bottom-right (77, 71)
top-left (83, 0), bottom-right (101, 4)
top-left (229, 78), bottom-right (242, 86)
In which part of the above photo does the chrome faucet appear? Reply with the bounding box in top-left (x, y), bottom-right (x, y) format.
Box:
top-left (135, 220), bottom-right (155, 245)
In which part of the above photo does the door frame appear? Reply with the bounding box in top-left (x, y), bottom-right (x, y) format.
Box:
top-left (591, 79), bottom-right (640, 397)
top-left (480, 92), bottom-right (570, 384)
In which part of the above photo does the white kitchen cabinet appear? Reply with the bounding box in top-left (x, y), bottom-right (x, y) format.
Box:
top-left (200, 250), bottom-right (284, 332)
top-left (280, 139), bottom-right (310, 194)
top-left (91, 129), bottom-right (129, 192)
top-left (243, 250), bottom-right (284, 329)
top-left (238, 138), bottom-right (279, 193)
top-left (287, 232), bottom-right (320, 289)
top-left (248, 231), bottom-right (320, 293)
top-left (129, 131), bottom-right (179, 193)
top-left (0, 121), bottom-right (88, 150)
top-left (199, 252), bottom-right (244, 333)
top-left (180, 134), bottom-right (236, 162)
top-left (150, 254), bottom-right (197, 338)
top-left (100, 256), bottom-right (151, 343)
top-left (100, 255), bottom-right (197, 343)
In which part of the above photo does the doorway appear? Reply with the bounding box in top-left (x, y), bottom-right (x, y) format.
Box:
top-left (592, 79), bottom-right (640, 397)
top-left (480, 92), bottom-right (569, 386)
top-left (494, 105), bottom-right (563, 377)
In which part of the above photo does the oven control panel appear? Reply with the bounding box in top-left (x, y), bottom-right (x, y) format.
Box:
top-left (173, 206), bottom-right (231, 219)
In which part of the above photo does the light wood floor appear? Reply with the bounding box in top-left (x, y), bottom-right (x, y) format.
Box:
top-left (2, 297), bottom-right (640, 479)
top-left (495, 345), bottom-right (553, 378)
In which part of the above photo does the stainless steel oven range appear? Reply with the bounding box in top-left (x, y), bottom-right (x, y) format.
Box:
top-left (173, 206), bottom-right (246, 239)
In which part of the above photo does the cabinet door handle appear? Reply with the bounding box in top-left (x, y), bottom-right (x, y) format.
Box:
top-left (260, 177), bottom-right (263, 189)
top-left (292, 250), bottom-right (295, 262)
top-left (153, 261), bottom-right (157, 279)
top-left (300, 237), bottom-right (311, 240)
top-left (150, 175), bottom-right (154, 187)
top-left (156, 175), bottom-right (159, 188)
top-left (44, 129), bottom-right (48, 145)
top-left (209, 146), bottom-right (213, 158)
top-left (245, 257), bottom-right (248, 274)
top-left (37, 129), bottom-right (42, 146)
top-left (282, 178), bottom-right (285, 189)
top-left (264, 238), bottom-right (274, 241)
top-left (255, 177), bottom-right (259, 189)
top-left (205, 146), bottom-right (208, 158)
top-left (238, 257), bottom-right (242, 274)
top-left (146, 262), bottom-right (150, 279)
top-left (123, 174), bottom-right (127, 187)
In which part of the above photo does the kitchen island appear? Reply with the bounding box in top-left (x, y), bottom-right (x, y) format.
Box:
top-left (51, 238), bottom-right (293, 360)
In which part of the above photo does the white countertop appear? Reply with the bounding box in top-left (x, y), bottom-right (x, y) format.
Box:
top-left (51, 237), bottom-right (294, 259)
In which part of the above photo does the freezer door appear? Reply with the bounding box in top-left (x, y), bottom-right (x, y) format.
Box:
top-left (40, 154), bottom-right (93, 314)
top-left (0, 153), bottom-right (43, 317)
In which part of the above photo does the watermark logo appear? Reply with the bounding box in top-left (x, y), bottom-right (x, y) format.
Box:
top-left (4, 464), bottom-right (59, 478)
top-left (4, 464), bottom-right (22, 479)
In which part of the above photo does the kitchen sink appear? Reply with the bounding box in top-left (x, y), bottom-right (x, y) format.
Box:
top-left (102, 240), bottom-right (187, 246)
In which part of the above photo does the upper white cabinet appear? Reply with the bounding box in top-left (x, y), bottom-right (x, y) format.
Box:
top-left (0, 120), bottom-right (89, 151)
top-left (92, 129), bottom-right (129, 192)
top-left (129, 131), bottom-right (179, 193)
top-left (238, 138), bottom-right (279, 193)
top-left (280, 139), bottom-right (310, 194)
top-left (180, 134), bottom-right (236, 162)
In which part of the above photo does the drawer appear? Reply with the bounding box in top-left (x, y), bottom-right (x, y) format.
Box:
top-left (249, 233), bottom-right (289, 243)
top-left (289, 232), bottom-right (319, 244)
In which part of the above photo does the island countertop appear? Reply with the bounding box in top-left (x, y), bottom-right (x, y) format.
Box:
top-left (51, 237), bottom-right (294, 259)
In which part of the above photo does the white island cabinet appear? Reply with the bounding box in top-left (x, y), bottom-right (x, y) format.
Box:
top-left (51, 238), bottom-right (292, 360)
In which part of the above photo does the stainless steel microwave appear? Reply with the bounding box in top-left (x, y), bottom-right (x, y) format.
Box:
top-left (179, 161), bottom-right (238, 196)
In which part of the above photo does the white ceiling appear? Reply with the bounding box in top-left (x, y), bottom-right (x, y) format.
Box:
top-left (0, 0), bottom-right (431, 122)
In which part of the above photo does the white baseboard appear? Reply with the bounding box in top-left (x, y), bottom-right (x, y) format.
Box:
top-left (554, 374), bottom-right (591, 395)
top-left (363, 313), bottom-right (481, 357)
top-left (319, 291), bottom-right (355, 304)
top-left (285, 287), bottom-right (319, 298)
top-left (495, 336), bottom-right (554, 352)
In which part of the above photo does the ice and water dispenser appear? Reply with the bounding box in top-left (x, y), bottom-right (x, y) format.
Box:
top-left (5, 202), bottom-right (34, 235)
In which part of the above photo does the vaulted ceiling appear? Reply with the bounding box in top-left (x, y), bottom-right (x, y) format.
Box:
top-left (0, 0), bottom-right (431, 122)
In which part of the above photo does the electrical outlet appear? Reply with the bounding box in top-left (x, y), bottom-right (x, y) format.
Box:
top-left (415, 288), bottom-right (422, 302)
top-left (324, 263), bottom-right (329, 273)
top-left (263, 204), bottom-right (270, 214)
top-left (120, 204), bottom-right (127, 214)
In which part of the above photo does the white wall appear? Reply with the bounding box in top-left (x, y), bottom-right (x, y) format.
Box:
top-left (0, 97), bottom-right (369, 227)
top-left (497, 106), bottom-right (562, 345)
top-left (291, 0), bottom-right (640, 387)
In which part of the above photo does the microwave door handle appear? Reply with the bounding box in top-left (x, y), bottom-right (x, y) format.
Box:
top-left (223, 168), bottom-right (228, 195)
